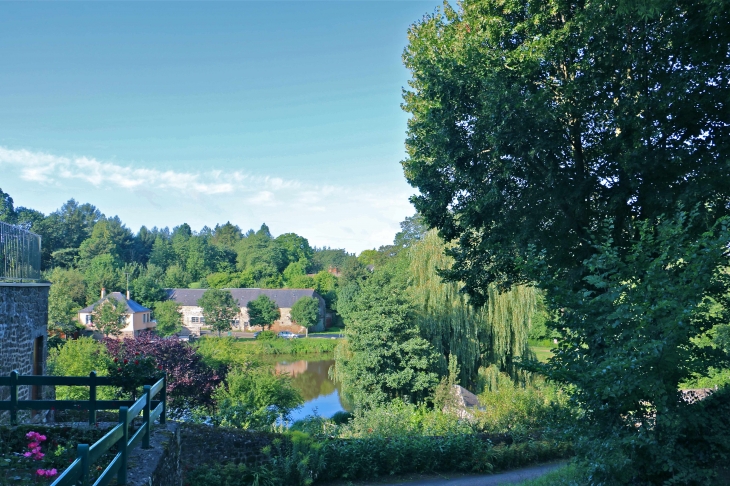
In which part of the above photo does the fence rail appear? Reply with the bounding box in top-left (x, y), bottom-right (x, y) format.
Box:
top-left (0, 221), bottom-right (41, 281)
top-left (0, 371), bottom-right (166, 486)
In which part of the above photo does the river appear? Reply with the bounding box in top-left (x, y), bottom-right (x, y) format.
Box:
top-left (270, 354), bottom-right (353, 423)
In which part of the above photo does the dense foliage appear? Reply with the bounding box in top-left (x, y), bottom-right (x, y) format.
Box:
top-left (334, 270), bottom-right (440, 406)
top-left (90, 297), bottom-right (125, 337)
top-left (290, 297), bottom-right (320, 329)
top-left (402, 0), bottom-right (730, 482)
top-left (104, 333), bottom-right (221, 409)
top-left (197, 288), bottom-right (238, 336)
top-left (247, 294), bottom-right (280, 330)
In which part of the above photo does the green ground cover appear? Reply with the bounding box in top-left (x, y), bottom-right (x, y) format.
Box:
top-left (232, 337), bottom-right (339, 355)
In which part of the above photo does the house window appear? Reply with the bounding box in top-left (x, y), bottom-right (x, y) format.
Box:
top-left (200, 317), bottom-right (206, 323)
top-left (142, 314), bottom-right (147, 323)
top-left (85, 315), bottom-right (92, 324)
top-left (191, 317), bottom-right (199, 323)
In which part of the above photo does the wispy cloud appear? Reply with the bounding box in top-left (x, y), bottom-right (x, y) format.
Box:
top-left (0, 146), bottom-right (415, 252)
top-left (0, 146), bottom-right (297, 194)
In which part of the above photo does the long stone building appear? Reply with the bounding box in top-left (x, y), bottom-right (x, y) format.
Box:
top-left (166, 288), bottom-right (326, 336)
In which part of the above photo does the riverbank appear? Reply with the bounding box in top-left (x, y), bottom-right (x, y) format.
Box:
top-left (233, 337), bottom-right (339, 355)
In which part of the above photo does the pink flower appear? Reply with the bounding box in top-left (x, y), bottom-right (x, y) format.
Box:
top-left (36, 468), bottom-right (58, 477)
top-left (23, 451), bottom-right (33, 457)
top-left (28, 442), bottom-right (39, 449)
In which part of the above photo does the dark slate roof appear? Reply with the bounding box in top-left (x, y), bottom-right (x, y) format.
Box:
top-left (165, 288), bottom-right (323, 308)
top-left (80, 292), bottom-right (151, 314)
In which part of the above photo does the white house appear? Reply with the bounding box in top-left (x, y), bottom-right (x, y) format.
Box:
top-left (79, 289), bottom-right (155, 338)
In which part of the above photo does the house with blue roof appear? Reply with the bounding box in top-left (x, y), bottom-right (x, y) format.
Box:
top-left (78, 289), bottom-right (155, 338)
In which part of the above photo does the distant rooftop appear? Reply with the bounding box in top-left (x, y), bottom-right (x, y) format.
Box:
top-left (80, 292), bottom-right (151, 314)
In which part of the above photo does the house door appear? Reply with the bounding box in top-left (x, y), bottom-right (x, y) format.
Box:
top-left (31, 336), bottom-right (43, 400)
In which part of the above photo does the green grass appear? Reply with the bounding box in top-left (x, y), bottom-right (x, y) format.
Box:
top-left (233, 337), bottom-right (339, 355)
top-left (530, 346), bottom-right (554, 363)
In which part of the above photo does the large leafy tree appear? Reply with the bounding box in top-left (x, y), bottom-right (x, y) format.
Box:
top-left (152, 300), bottom-right (184, 337)
top-left (403, 0), bottom-right (730, 482)
top-left (47, 268), bottom-right (87, 336)
top-left (246, 294), bottom-right (280, 330)
top-left (91, 298), bottom-right (126, 337)
top-left (403, 0), bottom-right (730, 301)
top-left (0, 187), bottom-right (16, 223)
top-left (290, 297), bottom-right (320, 329)
top-left (198, 289), bottom-right (239, 337)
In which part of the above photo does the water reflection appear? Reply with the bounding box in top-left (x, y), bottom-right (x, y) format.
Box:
top-left (273, 356), bottom-right (352, 422)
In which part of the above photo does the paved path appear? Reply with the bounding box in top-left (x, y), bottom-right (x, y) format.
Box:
top-left (362, 462), bottom-right (567, 486)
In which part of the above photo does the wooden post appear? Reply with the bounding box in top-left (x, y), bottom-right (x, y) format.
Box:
top-left (118, 407), bottom-right (129, 485)
top-left (88, 371), bottom-right (97, 426)
top-left (78, 444), bottom-right (90, 486)
top-left (160, 374), bottom-right (167, 425)
top-left (9, 370), bottom-right (18, 425)
top-left (143, 385), bottom-right (151, 449)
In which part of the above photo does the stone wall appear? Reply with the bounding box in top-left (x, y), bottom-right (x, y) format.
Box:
top-left (127, 422), bottom-right (182, 486)
top-left (0, 283), bottom-right (53, 421)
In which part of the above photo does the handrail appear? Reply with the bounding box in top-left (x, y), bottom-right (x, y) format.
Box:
top-left (1, 371), bottom-right (166, 486)
top-left (0, 370), bottom-right (164, 425)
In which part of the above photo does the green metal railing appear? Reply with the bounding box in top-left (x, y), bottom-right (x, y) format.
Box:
top-left (0, 371), bottom-right (166, 486)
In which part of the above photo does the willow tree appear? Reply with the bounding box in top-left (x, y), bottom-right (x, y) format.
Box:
top-left (408, 231), bottom-right (538, 385)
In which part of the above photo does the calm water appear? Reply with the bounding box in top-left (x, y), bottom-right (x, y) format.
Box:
top-left (271, 354), bottom-right (353, 422)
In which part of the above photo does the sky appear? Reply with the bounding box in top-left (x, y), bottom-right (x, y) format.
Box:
top-left (0, 1), bottom-right (439, 254)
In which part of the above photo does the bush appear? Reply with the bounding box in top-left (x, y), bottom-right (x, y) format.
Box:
top-left (212, 367), bottom-right (303, 430)
top-left (257, 330), bottom-right (277, 341)
top-left (105, 333), bottom-right (221, 409)
top-left (47, 337), bottom-right (115, 400)
top-left (475, 370), bottom-right (573, 438)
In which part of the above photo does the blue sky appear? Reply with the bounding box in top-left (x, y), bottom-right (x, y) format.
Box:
top-left (0, 1), bottom-right (438, 253)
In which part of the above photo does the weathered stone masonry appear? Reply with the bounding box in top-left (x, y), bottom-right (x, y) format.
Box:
top-left (0, 283), bottom-right (52, 408)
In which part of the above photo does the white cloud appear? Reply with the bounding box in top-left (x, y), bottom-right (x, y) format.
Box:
top-left (0, 146), bottom-right (416, 253)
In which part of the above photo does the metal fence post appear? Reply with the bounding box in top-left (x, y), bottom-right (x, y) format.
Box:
top-left (160, 374), bottom-right (167, 424)
top-left (9, 370), bottom-right (18, 425)
top-left (88, 371), bottom-right (97, 425)
top-left (118, 407), bottom-right (129, 485)
top-left (77, 444), bottom-right (90, 486)
top-left (143, 385), bottom-right (151, 449)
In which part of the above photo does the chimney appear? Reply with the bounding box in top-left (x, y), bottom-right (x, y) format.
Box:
top-left (101, 288), bottom-right (107, 299)
top-left (126, 290), bottom-right (130, 300)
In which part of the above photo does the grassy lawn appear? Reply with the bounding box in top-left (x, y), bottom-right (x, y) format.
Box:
top-left (530, 346), bottom-right (554, 363)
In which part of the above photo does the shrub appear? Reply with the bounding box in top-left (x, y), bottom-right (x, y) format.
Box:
top-left (212, 367), bottom-right (303, 430)
top-left (47, 337), bottom-right (115, 400)
top-left (104, 333), bottom-right (221, 409)
top-left (257, 330), bottom-right (277, 341)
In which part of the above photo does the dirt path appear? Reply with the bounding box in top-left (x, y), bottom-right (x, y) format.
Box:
top-left (324, 461), bottom-right (567, 486)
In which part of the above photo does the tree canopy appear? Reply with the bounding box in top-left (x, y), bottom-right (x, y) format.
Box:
top-left (198, 289), bottom-right (239, 337)
top-left (403, 0), bottom-right (730, 481)
top-left (290, 297), bottom-right (320, 329)
top-left (246, 295), bottom-right (280, 330)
